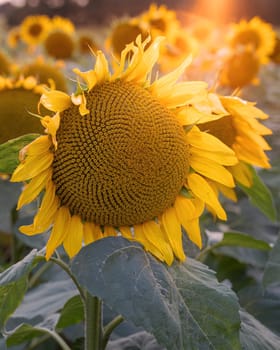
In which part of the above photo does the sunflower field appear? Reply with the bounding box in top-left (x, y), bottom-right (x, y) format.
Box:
top-left (0, 1), bottom-right (280, 349)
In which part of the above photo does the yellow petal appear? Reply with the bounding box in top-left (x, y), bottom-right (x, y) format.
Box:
top-left (11, 152), bottom-right (53, 182)
top-left (71, 93), bottom-right (89, 116)
top-left (187, 126), bottom-right (237, 159)
top-left (182, 217), bottom-right (202, 249)
top-left (63, 215), bottom-right (84, 258)
top-left (40, 89), bottom-right (71, 112)
top-left (46, 206), bottom-right (71, 260)
top-left (176, 107), bottom-right (224, 126)
top-left (161, 207), bottom-right (185, 261)
top-left (142, 220), bottom-right (174, 265)
top-left (134, 222), bottom-right (173, 265)
top-left (150, 54), bottom-right (192, 93)
top-left (188, 173), bottom-right (227, 220)
top-left (17, 169), bottom-right (51, 209)
top-left (20, 182), bottom-right (59, 235)
top-left (73, 68), bottom-right (97, 90)
top-left (94, 51), bottom-right (110, 84)
top-left (33, 182), bottom-right (59, 231)
top-left (190, 155), bottom-right (235, 187)
top-left (174, 196), bottom-right (203, 248)
top-left (41, 113), bottom-right (60, 149)
top-left (83, 221), bottom-right (103, 244)
top-left (122, 36), bottom-right (164, 84)
top-left (228, 162), bottom-right (253, 187)
top-left (103, 226), bottom-right (117, 237)
top-left (119, 226), bottom-right (133, 239)
top-left (213, 181), bottom-right (237, 202)
top-left (23, 136), bottom-right (51, 158)
top-left (190, 147), bottom-right (237, 166)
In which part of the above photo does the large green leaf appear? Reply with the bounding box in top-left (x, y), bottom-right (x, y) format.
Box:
top-left (240, 310), bottom-right (280, 350)
top-left (238, 284), bottom-right (280, 336)
top-left (0, 134), bottom-right (39, 174)
top-left (71, 237), bottom-right (241, 350)
top-left (263, 235), bottom-right (280, 289)
top-left (238, 165), bottom-right (277, 222)
top-left (0, 249), bottom-right (41, 328)
top-left (107, 331), bottom-right (163, 350)
top-left (169, 259), bottom-right (241, 350)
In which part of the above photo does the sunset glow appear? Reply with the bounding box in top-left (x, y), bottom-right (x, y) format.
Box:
top-left (190, 0), bottom-right (235, 25)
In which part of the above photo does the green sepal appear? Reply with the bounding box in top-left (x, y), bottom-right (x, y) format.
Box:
top-left (0, 134), bottom-right (40, 174)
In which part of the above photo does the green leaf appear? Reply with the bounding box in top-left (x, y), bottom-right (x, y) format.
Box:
top-left (169, 259), bottom-right (241, 350)
top-left (0, 249), bottom-right (41, 328)
top-left (71, 237), bottom-right (241, 350)
top-left (238, 284), bottom-right (280, 335)
top-left (213, 247), bottom-right (269, 268)
top-left (240, 310), bottom-right (280, 350)
top-left (263, 235), bottom-right (280, 288)
top-left (6, 314), bottom-right (59, 347)
top-left (107, 331), bottom-right (162, 350)
top-left (56, 295), bottom-right (84, 330)
top-left (0, 134), bottom-right (39, 174)
top-left (199, 231), bottom-right (271, 270)
top-left (238, 165), bottom-right (277, 222)
top-left (8, 279), bottom-right (78, 326)
top-left (214, 231), bottom-right (271, 251)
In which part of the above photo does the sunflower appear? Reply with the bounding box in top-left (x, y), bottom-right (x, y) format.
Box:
top-left (50, 16), bottom-right (75, 34)
top-left (158, 28), bottom-right (199, 72)
top-left (0, 76), bottom-right (49, 144)
top-left (139, 4), bottom-right (179, 42)
top-left (105, 17), bottom-right (148, 59)
top-left (228, 17), bottom-right (276, 63)
top-left (7, 26), bottom-right (22, 49)
top-left (77, 30), bottom-right (99, 55)
top-left (219, 48), bottom-right (261, 89)
top-left (197, 94), bottom-right (272, 199)
top-left (21, 56), bottom-right (68, 92)
top-left (19, 15), bottom-right (51, 47)
top-left (11, 36), bottom-right (237, 265)
top-left (43, 16), bottom-right (76, 60)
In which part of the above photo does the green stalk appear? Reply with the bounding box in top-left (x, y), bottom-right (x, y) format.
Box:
top-left (102, 315), bottom-right (124, 349)
top-left (84, 291), bottom-right (103, 350)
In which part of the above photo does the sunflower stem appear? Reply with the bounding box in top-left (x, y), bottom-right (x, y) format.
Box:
top-left (84, 291), bottom-right (103, 350)
top-left (102, 315), bottom-right (124, 349)
top-left (49, 256), bottom-right (86, 301)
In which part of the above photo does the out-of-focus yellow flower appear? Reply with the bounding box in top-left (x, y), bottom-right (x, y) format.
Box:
top-left (227, 16), bottom-right (276, 63)
top-left (0, 76), bottom-right (49, 144)
top-left (19, 15), bottom-right (51, 47)
top-left (219, 48), bottom-right (261, 88)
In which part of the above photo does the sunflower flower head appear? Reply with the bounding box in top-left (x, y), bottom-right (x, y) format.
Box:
top-left (21, 56), bottom-right (68, 92)
top-left (198, 94), bottom-right (272, 197)
top-left (77, 30), bottom-right (99, 55)
top-left (11, 36), bottom-right (238, 265)
top-left (228, 16), bottom-right (277, 64)
top-left (0, 76), bottom-right (49, 144)
top-left (19, 15), bottom-right (51, 47)
top-left (219, 48), bottom-right (261, 89)
top-left (7, 26), bottom-right (22, 49)
top-left (105, 17), bottom-right (148, 59)
top-left (43, 16), bottom-right (76, 60)
top-left (139, 4), bottom-right (179, 42)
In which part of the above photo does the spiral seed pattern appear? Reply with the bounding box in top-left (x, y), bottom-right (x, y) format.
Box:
top-left (52, 80), bottom-right (189, 226)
